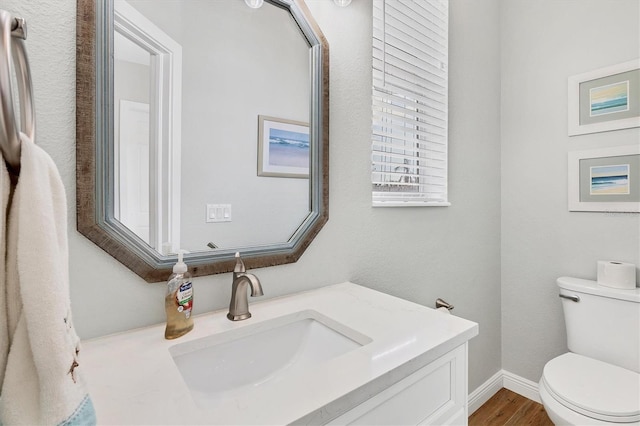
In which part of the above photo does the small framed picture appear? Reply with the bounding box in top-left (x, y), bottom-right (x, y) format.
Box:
top-left (568, 145), bottom-right (640, 212)
top-left (257, 115), bottom-right (309, 178)
top-left (568, 59), bottom-right (640, 136)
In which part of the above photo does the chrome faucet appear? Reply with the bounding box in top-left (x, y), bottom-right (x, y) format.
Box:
top-left (227, 252), bottom-right (263, 321)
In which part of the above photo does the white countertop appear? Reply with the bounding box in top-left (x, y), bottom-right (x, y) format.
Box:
top-left (81, 282), bottom-right (478, 425)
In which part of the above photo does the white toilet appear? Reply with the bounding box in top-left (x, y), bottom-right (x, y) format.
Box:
top-left (539, 277), bottom-right (640, 425)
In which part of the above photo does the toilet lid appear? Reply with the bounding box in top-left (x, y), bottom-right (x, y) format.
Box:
top-left (543, 353), bottom-right (640, 423)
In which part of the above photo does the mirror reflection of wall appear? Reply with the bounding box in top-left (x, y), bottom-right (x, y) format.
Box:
top-left (114, 32), bottom-right (151, 245)
top-left (115, 0), bottom-right (311, 255)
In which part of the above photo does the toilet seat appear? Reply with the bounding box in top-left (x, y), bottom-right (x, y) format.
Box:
top-left (542, 353), bottom-right (640, 423)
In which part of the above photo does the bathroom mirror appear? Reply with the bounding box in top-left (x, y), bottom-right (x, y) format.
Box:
top-left (77, 0), bottom-right (329, 282)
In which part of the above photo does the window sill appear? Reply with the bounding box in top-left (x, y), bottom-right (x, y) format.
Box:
top-left (372, 201), bottom-right (451, 208)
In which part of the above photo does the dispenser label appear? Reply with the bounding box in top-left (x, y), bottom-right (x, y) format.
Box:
top-left (176, 281), bottom-right (193, 318)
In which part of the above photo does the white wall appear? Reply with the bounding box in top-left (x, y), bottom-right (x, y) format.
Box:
top-left (501, 0), bottom-right (640, 383)
top-left (4, 0), bottom-right (501, 395)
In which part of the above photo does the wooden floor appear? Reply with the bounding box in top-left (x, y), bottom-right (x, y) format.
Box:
top-left (469, 388), bottom-right (554, 426)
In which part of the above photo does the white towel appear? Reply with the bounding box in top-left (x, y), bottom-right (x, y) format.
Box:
top-left (0, 134), bottom-right (95, 425)
top-left (0, 151), bottom-right (11, 391)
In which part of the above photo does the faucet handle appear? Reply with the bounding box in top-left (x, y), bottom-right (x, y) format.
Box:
top-left (234, 252), bottom-right (246, 273)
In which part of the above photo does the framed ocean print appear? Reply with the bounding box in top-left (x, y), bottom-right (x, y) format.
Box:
top-left (568, 59), bottom-right (640, 136)
top-left (257, 115), bottom-right (310, 178)
top-left (568, 145), bottom-right (640, 212)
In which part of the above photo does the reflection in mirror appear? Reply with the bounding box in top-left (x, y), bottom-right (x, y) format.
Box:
top-left (113, 0), bottom-right (184, 255)
top-left (114, 0), bottom-right (310, 255)
top-left (114, 35), bottom-right (152, 244)
top-left (76, 0), bottom-right (329, 281)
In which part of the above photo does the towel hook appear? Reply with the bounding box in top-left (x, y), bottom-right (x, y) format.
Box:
top-left (0, 10), bottom-right (35, 173)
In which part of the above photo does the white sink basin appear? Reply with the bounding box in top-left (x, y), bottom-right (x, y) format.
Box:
top-left (169, 310), bottom-right (371, 407)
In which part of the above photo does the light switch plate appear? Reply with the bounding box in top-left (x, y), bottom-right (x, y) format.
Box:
top-left (206, 204), bottom-right (232, 223)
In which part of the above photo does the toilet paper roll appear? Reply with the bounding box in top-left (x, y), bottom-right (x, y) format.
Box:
top-left (597, 260), bottom-right (637, 290)
top-left (436, 307), bottom-right (451, 315)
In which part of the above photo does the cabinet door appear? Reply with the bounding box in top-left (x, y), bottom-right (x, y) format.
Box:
top-left (329, 344), bottom-right (468, 426)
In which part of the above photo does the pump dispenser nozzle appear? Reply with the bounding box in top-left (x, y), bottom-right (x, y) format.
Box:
top-left (173, 250), bottom-right (189, 274)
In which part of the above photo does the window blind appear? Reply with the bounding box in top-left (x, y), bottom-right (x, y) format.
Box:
top-left (372, 0), bottom-right (450, 207)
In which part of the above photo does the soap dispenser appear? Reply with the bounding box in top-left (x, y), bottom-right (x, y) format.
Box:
top-left (164, 250), bottom-right (194, 339)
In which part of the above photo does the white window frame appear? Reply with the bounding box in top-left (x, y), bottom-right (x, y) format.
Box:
top-left (372, 0), bottom-right (450, 207)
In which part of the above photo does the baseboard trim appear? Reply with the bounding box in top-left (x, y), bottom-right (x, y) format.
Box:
top-left (468, 370), bottom-right (541, 414)
top-left (468, 370), bottom-right (504, 414)
top-left (502, 370), bottom-right (541, 403)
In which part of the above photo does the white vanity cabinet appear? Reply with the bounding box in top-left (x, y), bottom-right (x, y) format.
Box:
top-left (329, 344), bottom-right (468, 426)
top-left (82, 283), bottom-right (477, 425)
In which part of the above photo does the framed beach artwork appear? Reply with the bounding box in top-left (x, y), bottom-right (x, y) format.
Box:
top-left (568, 145), bottom-right (640, 212)
top-left (568, 59), bottom-right (640, 136)
top-left (257, 115), bottom-right (310, 178)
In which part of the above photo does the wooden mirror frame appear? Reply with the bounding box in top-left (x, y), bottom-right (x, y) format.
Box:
top-left (76, 0), bottom-right (329, 282)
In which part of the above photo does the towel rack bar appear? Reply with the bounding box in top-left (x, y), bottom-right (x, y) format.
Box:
top-left (0, 10), bottom-right (34, 174)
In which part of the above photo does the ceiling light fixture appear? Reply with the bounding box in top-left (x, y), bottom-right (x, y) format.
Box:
top-left (244, 0), bottom-right (264, 9)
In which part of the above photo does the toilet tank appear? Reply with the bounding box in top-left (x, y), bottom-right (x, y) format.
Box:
top-left (558, 276), bottom-right (640, 373)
